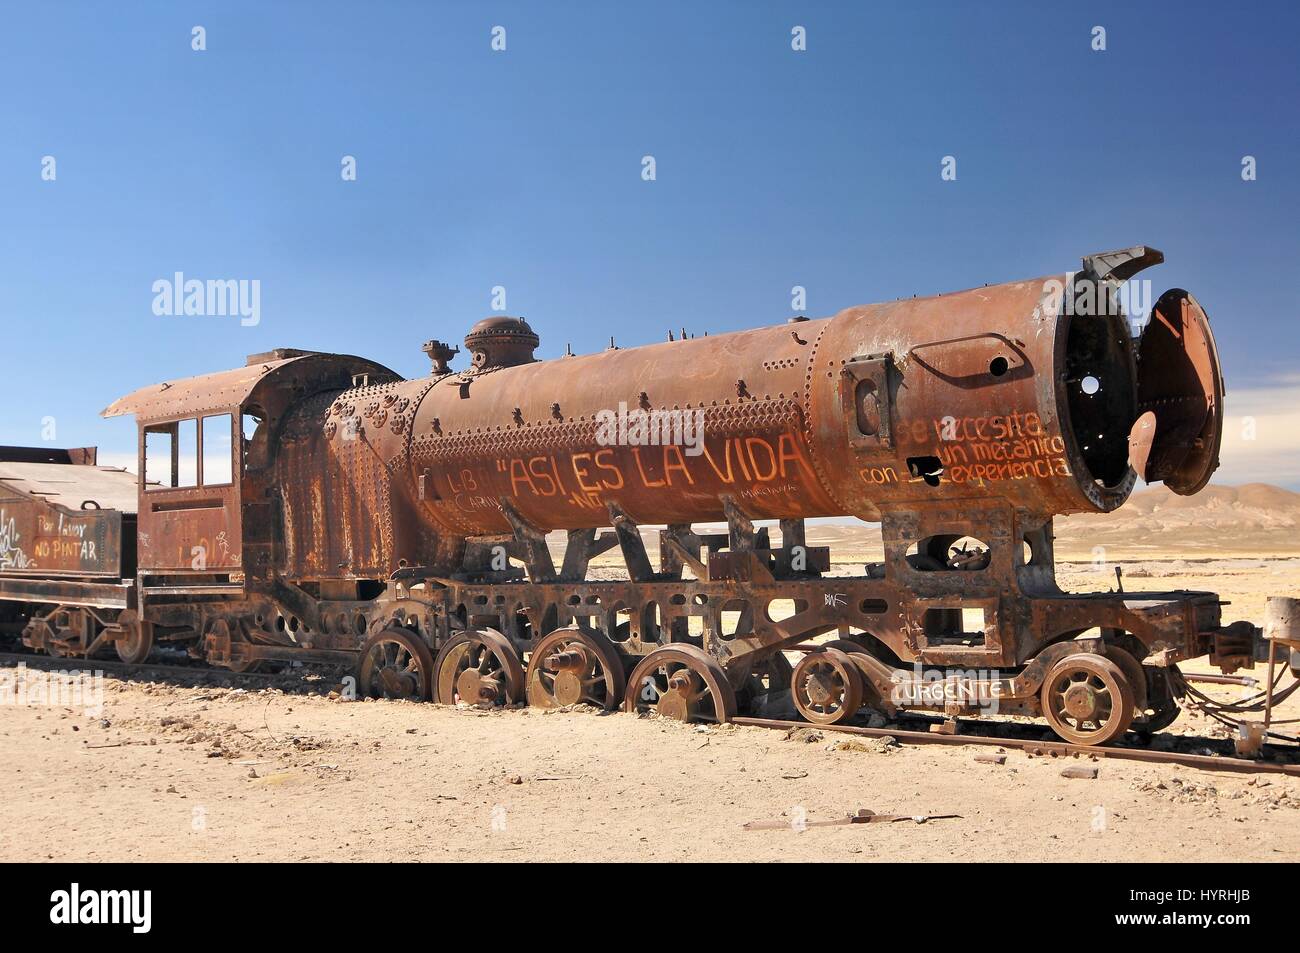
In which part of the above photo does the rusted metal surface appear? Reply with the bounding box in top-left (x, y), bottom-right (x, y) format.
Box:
top-left (0, 578), bottom-right (133, 609)
top-left (0, 446), bottom-right (99, 466)
top-left (525, 624), bottom-right (626, 709)
top-left (1137, 290), bottom-right (1224, 494)
top-left (110, 351), bottom-right (397, 574)
top-left (1, 246), bottom-right (1286, 755)
top-left (101, 349), bottom-right (393, 423)
top-left (238, 244), bottom-right (1226, 604)
top-left (347, 247), bottom-right (1216, 544)
top-left (0, 454), bottom-right (135, 577)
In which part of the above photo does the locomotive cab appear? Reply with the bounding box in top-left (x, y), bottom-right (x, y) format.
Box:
top-left (135, 412), bottom-right (243, 574)
top-left (103, 349), bottom-right (399, 579)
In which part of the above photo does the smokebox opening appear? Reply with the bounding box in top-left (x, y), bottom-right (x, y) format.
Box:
top-left (1062, 294), bottom-right (1137, 490)
top-left (1060, 281), bottom-right (1224, 501)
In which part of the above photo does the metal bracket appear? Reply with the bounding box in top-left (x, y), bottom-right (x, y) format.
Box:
top-left (722, 496), bottom-right (767, 552)
top-left (660, 524), bottom-right (708, 579)
top-left (606, 501), bottom-right (655, 582)
top-left (558, 526), bottom-right (619, 582)
top-left (840, 354), bottom-right (895, 450)
top-left (500, 499), bottom-right (557, 583)
top-left (1081, 245), bottom-right (1164, 283)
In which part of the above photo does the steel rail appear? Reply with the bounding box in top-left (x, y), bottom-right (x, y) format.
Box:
top-left (733, 716), bottom-right (1300, 778)
top-left (0, 650), bottom-right (301, 684)
top-left (6, 646), bottom-right (1298, 777)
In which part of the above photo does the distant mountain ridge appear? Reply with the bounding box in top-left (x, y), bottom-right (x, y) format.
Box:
top-left (801, 483), bottom-right (1300, 558)
top-left (580, 483), bottom-right (1300, 562)
top-left (1053, 483), bottom-right (1300, 556)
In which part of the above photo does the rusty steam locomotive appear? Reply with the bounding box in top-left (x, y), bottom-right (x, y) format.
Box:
top-left (0, 245), bottom-right (1270, 745)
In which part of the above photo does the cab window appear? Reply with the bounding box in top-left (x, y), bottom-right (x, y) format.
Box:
top-left (143, 419), bottom-right (198, 489)
top-left (202, 414), bottom-right (234, 485)
top-left (242, 409), bottom-right (267, 470)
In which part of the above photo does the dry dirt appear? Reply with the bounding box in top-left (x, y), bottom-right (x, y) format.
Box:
top-left (1, 557), bottom-right (1298, 863)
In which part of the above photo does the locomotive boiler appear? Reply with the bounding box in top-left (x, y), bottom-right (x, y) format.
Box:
top-left (0, 245), bottom-right (1269, 746)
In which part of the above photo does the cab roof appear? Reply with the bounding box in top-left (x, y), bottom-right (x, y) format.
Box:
top-left (102, 350), bottom-right (399, 422)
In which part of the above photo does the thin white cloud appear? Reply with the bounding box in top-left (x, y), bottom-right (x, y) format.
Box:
top-left (1217, 381), bottom-right (1300, 488)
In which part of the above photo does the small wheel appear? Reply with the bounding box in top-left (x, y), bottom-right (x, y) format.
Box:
top-left (114, 611), bottom-right (153, 664)
top-left (624, 645), bottom-right (736, 724)
top-left (204, 619), bottom-right (256, 672)
top-left (1134, 700), bottom-right (1181, 736)
top-left (434, 628), bottom-right (525, 707)
top-left (42, 626), bottom-right (69, 657)
top-left (1133, 664), bottom-right (1181, 736)
top-left (1103, 644), bottom-right (1149, 713)
top-left (1040, 653), bottom-right (1135, 746)
top-left (22, 618), bottom-right (61, 656)
top-left (526, 625), bottom-right (626, 710)
top-left (356, 627), bottom-right (435, 701)
top-left (32, 618), bottom-right (75, 657)
top-left (821, 637), bottom-right (896, 712)
top-left (791, 647), bottom-right (864, 724)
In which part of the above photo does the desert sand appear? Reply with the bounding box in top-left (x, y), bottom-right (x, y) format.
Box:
top-left (1, 483), bottom-right (1298, 863)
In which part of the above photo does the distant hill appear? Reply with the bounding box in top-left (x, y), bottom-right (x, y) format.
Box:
top-left (1054, 483), bottom-right (1300, 558)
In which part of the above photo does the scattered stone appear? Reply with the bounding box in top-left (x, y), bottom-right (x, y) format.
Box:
top-left (974, 753), bottom-right (1006, 765)
top-left (827, 737), bottom-right (897, 755)
top-left (783, 727), bottom-right (824, 744)
top-left (1135, 776), bottom-right (1218, 804)
top-left (1061, 765), bottom-right (1098, 780)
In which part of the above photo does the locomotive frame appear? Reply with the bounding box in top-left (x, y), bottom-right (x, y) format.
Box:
top-left (0, 248), bottom-right (1276, 746)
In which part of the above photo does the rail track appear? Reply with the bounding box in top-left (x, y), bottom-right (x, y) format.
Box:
top-left (3, 645), bottom-right (1297, 779)
top-left (734, 716), bottom-right (1300, 778)
top-left (0, 649), bottom-right (316, 685)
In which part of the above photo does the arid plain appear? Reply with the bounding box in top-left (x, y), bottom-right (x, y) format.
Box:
top-left (2, 484), bottom-right (1297, 862)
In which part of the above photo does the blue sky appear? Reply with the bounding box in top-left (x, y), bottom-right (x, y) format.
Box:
top-left (2, 1), bottom-right (1298, 484)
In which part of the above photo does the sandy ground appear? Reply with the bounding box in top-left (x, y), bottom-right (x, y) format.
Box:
top-left (1, 557), bottom-right (1297, 863)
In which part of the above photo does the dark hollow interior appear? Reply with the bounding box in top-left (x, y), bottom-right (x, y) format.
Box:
top-left (1063, 302), bottom-right (1137, 488)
